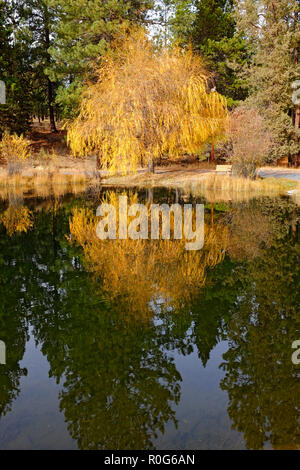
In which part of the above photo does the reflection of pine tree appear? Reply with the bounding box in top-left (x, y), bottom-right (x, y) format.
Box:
top-left (46, 299), bottom-right (182, 450)
top-left (28, 192), bottom-right (231, 449)
top-left (0, 199), bottom-right (70, 420)
top-left (0, 220), bottom-right (29, 417)
top-left (220, 200), bottom-right (300, 450)
top-left (0, 198), bottom-right (180, 449)
top-left (0, 317), bottom-right (28, 418)
top-left (1, 191), bottom-right (298, 450)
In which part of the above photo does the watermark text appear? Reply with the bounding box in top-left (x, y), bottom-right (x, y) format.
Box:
top-left (292, 340), bottom-right (300, 365)
top-left (0, 340), bottom-right (6, 365)
top-left (96, 197), bottom-right (204, 251)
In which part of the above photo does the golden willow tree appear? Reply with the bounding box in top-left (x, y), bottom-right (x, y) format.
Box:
top-left (67, 31), bottom-right (228, 175)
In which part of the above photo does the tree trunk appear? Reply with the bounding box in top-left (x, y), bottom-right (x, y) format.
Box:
top-left (210, 135), bottom-right (215, 164)
top-left (147, 188), bottom-right (153, 203)
top-left (295, 48), bottom-right (300, 129)
top-left (295, 107), bottom-right (300, 129)
top-left (148, 158), bottom-right (155, 173)
top-left (47, 78), bottom-right (57, 133)
top-left (292, 47), bottom-right (300, 166)
top-left (44, 6), bottom-right (57, 133)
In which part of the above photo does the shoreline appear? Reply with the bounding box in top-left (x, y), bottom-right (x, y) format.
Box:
top-left (0, 162), bottom-right (299, 187)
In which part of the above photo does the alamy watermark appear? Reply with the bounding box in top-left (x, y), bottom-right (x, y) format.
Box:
top-left (0, 80), bottom-right (6, 105)
top-left (292, 340), bottom-right (300, 365)
top-left (0, 340), bottom-right (6, 365)
top-left (96, 196), bottom-right (204, 251)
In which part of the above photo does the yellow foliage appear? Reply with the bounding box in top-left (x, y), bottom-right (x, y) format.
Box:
top-left (0, 131), bottom-right (31, 162)
top-left (1, 206), bottom-right (33, 236)
top-left (67, 30), bottom-right (228, 175)
top-left (69, 192), bottom-right (229, 318)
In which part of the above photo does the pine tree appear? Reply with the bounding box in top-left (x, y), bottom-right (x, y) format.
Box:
top-left (192, 0), bottom-right (235, 44)
top-left (17, 0), bottom-right (59, 131)
top-left (0, 1), bottom-right (32, 136)
top-left (171, 0), bottom-right (196, 44)
top-left (172, 0), bottom-right (251, 105)
top-left (235, 0), bottom-right (300, 163)
top-left (47, 0), bottom-right (153, 118)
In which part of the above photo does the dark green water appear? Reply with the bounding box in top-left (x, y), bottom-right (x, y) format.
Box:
top-left (0, 188), bottom-right (299, 450)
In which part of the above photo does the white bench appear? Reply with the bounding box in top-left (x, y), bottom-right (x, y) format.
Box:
top-left (216, 165), bottom-right (232, 174)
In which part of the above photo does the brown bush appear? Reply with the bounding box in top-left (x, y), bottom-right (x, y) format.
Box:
top-left (229, 107), bottom-right (272, 178)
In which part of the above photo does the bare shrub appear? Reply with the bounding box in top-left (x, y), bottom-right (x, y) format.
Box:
top-left (229, 107), bottom-right (272, 178)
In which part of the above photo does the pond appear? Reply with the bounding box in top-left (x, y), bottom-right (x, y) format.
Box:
top-left (0, 187), bottom-right (299, 450)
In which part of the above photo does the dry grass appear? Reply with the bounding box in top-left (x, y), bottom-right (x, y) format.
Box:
top-left (186, 174), bottom-right (296, 201)
top-left (0, 159), bottom-right (297, 204)
top-left (0, 168), bottom-right (100, 200)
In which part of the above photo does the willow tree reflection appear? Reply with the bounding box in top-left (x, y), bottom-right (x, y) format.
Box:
top-left (28, 192), bottom-right (229, 449)
top-left (0, 193), bottom-right (33, 237)
top-left (69, 191), bottom-right (229, 317)
top-left (1, 190), bottom-right (298, 450)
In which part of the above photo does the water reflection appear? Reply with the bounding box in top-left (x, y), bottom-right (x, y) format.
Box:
top-left (221, 199), bottom-right (300, 449)
top-left (69, 191), bottom-right (229, 316)
top-left (0, 188), bottom-right (299, 449)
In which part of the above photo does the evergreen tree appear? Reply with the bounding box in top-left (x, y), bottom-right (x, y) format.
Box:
top-left (17, 0), bottom-right (59, 131)
top-left (172, 0), bottom-right (251, 105)
top-left (47, 0), bottom-right (153, 118)
top-left (0, 1), bottom-right (32, 136)
top-left (235, 0), bottom-right (300, 163)
top-left (171, 0), bottom-right (196, 44)
top-left (1, 1), bottom-right (61, 134)
top-left (192, 0), bottom-right (235, 44)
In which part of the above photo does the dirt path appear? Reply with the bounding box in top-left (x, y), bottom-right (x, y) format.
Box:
top-left (28, 125), bottom-right (67, 156)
